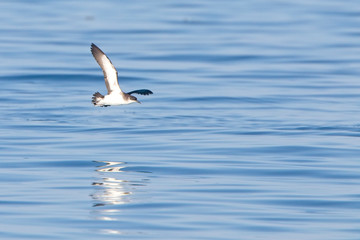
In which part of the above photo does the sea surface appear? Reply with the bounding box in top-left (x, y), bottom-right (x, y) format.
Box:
top-left (1, 0), bottom-right (360, 239)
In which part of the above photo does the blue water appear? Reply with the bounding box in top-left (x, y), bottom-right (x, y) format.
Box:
top-left (1, 0), bottom-right (360, 239)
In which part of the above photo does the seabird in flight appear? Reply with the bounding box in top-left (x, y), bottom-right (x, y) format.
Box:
top-left (90, 43), bottom-right (153, 107)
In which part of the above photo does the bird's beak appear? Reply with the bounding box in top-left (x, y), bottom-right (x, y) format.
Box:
top-left (136, 100), bottom-right (141, 104)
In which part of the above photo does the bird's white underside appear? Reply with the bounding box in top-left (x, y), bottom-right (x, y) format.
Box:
top-left (94, 92), bottom-right (135, 106)
top-left (98, 54), bottom-right (122, 94)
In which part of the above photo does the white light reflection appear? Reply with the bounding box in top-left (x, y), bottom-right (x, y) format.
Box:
top-left (91, 161), bottom-right (131, 206)
top-left (101, 229), bottom-right (124, 235)
top-left (96, 161), bottom-right (126, 172)
top-left (91, 160), bottom-right (150, 236)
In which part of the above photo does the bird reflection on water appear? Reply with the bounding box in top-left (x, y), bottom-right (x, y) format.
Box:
top-left (91, 161), bottom-right (132, 207)
top-left (90, 160), bottom-right (150, 234)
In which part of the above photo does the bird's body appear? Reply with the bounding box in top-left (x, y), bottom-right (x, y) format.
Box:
top-left (90, 43), bottom-right (153, 107)
top-left (92, 91), bottom-right (129, 107)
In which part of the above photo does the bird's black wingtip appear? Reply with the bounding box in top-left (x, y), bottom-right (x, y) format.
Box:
top-left (140, 89), bottom-right (153, 95)
top-left (127, 89), bottom-right (153, 96)
top-left (91, 43), bottom-right (99, 51)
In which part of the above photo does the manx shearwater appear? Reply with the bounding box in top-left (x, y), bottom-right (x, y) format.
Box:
top-left (91, 43), bottom-right (153, 107)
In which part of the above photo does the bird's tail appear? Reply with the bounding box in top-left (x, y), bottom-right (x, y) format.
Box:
top-left (92, 92), bottom-right (104, 106)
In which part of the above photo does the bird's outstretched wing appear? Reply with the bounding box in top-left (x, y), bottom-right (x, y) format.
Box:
top-left (127, 89), bottom-right (153, 96)
top-left (91, 43), bottom-right (122, 94)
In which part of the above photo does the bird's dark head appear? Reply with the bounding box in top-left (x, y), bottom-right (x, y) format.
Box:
top-left (129, 95), bottom-right (141, 104)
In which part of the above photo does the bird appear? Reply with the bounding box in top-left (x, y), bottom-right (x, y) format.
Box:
top-left (90, 43), bottom-right (153, 107)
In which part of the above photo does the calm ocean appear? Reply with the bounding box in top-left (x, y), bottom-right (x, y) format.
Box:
top-left (1, 1), bottom-right (360, 239)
